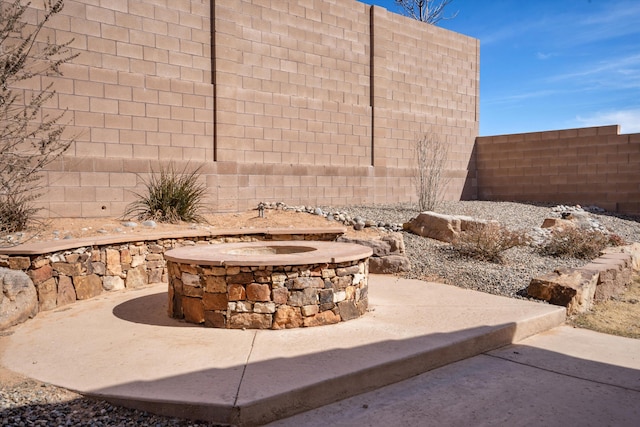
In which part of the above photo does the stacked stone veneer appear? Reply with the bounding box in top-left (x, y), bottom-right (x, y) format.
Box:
top-left (476, 125), bottom-right (640, 215)
top-left (0, 231), bottom-right (342, 314)
top-left (17, 0), bottom-right (478, 217)
top-left (167, 259), bottom-right (368, 329)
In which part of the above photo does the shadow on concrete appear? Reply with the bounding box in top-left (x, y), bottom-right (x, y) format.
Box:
top-left (3, 341), bottom-right (638, 427)
top-left (112, 291), bottom-right (198, 328)
top-left (69, 321), bottom-right (633, 427)
top-left (86, 324), bottom-right (523, 426)
top-left (265, 343), bottom-right (640, 427)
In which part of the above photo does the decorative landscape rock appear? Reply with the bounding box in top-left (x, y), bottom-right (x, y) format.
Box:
top-left (528, 245), bottom-right (638, 314)
top-left (403, 211), bottom-right (498, 243)
top-left (369, 255), bottom-right (412, 274)
top-left (540, 218), bottom-right (578, 230)
top-left (259, 202), bottom-right (404, 232)
top-left (338, 233), bottom-right (411, 274)
top-left (528, 268), bottom-right (599, 314)
top-left (582, 253), bottom-right (632, 302)
top-left (602, 242), bottom-right (640, 271)
top-left (0, 267), bottom-right (38, 330)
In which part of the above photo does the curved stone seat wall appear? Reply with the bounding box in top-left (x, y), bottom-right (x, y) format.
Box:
top-left (0, 229), bottom-right (345, 314)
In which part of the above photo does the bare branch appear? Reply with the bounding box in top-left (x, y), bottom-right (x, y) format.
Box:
top-left (395, 0), bottom-right (458, 24)
top-left (413, 132), bottom-right (451, 211)
top-left (1, 0), bottom-right (78, 237)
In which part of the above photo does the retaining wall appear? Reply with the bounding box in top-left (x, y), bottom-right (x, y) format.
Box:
top-left (0, 230), bottom-right (344, 314)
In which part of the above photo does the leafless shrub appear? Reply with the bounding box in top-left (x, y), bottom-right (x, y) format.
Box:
top-left (452, 222), bottom-right (530, 263)
top-left (538, 227), bottom-right (610, 259)
top-left (414, 132), bottom-right (450, 212)
top-left (1, 0), bottom-right (78, 235)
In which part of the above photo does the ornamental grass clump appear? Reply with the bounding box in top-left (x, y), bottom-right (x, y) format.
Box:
top-left (451, 222), bottom-right (529, 263)
top-left (123, 163), bottom-right (208, 224)
top-left (0, 194), bottom-right (38, 233)
top-left (537, 226), bottom-right (614, 259)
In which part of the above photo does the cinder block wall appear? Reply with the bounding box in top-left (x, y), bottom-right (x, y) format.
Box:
top-left (23, 0), bottom-right (478, 217)
top-left (32, 0), bottom-right (215, 217)
top-left (476, 125), bottom-right (640, 215)
top-left (371, 7), bottom-right (479, 201)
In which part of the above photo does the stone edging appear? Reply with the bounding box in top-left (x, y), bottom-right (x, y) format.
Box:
top-left (0, 228), bottom-right (345, 316)
top-left (527, 243), bottom-right (640, 314)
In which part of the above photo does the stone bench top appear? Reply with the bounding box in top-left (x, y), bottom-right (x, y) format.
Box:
top-left (164, 241), bottom-right (373, 266)
top-left (0, 227), bottom-right (347, 256)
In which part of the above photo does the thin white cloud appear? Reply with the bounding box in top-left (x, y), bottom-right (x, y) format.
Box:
top-left (575, 109), bottom-right (640, 134)
top-left (568, 1), bottom-right (640, 46)
top-left (536, 52), bottom-right (554, 60)
top-left (481, 1), bottom-right (640, 48)
top-left (578, 1), bottom-right (640, 26)
top-left (547, 53), bottom-right (640, 90)
top-left (484, 89), bottom-right (562, 106)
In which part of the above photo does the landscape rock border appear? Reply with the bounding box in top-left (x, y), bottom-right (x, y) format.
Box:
top-left (259, 201), bottom-right (405, 232)
top-left (0, 229), bottom-right (343, 330)
top-left (527, 243), bottom-right (640, 314)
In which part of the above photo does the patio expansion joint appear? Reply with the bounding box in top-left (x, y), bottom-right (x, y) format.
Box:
top-left (233, 330), bottom-right (258, 407)
top-left (483, 352), bottom-right (640, 393)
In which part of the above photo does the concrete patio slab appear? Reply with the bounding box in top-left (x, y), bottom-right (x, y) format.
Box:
top-left (268, 326), bottom-right (640, 427)
top-left (0, 275), bottom-right (566, 426)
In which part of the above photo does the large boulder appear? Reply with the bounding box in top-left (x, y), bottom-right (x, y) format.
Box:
top-left (338, 233), bottom-right (411, 274)
top-left (404, 211), bottom-right (461, 242)
top-left (1, 267), bottom-right (38, 330)
top-left (404, 212), bottom-right (498, 243)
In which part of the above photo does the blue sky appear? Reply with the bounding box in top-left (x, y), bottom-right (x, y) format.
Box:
top-left (361, 0), bottom-right (640, 136)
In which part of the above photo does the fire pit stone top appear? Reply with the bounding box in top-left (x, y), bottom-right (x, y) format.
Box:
top-left (164, 241), bottom-right (373, 267)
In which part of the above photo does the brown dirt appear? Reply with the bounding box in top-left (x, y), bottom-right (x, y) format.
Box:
top-left (12, 209), bottom-right (382, 244)
top-left (569, 275), bottom-right (640, 339)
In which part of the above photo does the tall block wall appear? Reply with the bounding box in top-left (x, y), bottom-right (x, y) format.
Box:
top-left (19, 0), bottom-right (478, 217)
top-left (476, 125), bottom-right (640, 215)
top-left (371, 7), bottom-right (479, 201)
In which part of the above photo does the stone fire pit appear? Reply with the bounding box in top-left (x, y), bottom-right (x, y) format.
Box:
top-left (164, 241), bottom-right (373, 329)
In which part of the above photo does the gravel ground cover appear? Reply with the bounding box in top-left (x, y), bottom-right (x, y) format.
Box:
top-left (0, 373), bottom-right (220, 426)
top-left (323, 201), bottom-right (640, 299)
top-left (2, 200), bottom-right (639, 425)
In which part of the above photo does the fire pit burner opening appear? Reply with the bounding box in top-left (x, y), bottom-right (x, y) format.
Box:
top-left (222, 245), bottom-right (316, 256)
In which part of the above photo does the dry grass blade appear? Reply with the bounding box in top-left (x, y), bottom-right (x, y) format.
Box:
top-left (570, 275), bottom-right (640, 339)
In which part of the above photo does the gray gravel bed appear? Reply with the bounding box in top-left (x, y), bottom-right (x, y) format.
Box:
top-left (325, 201), bottom-right (640, 298)
top-left (0, 375), bottom-right (221, 426)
